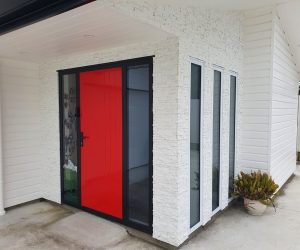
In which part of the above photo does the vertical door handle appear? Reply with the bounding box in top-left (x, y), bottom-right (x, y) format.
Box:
top-left (80, 132), bottom-right (89, 147)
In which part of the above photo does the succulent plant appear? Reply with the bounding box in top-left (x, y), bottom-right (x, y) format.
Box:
top-left (233, 171), bottom-right (279, 206)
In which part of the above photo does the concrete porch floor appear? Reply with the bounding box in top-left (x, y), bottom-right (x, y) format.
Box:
top-left (1, 166), bottom-right (300, 250)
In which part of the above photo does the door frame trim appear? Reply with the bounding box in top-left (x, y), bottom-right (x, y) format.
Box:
top-left (58, 56), bottom-right (153, 234)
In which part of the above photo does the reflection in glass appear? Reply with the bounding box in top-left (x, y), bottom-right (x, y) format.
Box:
top-left (212, 70), bottom-right (221, 211)
top-left (62, 74), bottom-right (79, 204)
top-left (229, 76), bottom-right (237, 197)
top-left (127, 65), bottom-right (150, 226)
top-left (190, 63), bottom-right (201, 227)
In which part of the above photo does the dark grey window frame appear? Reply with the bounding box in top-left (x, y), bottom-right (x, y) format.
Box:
top-left (58, 56), bottom-right (153, 234)
top-left (127, 64), bottom-right (151, 227)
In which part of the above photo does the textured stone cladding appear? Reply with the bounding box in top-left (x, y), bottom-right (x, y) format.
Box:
top-left (40, 0), bottom-right (243, 246)
top-left (39, 38), bottom-right (181, 243)
top-left (99, 0), bottom-right (243, 245)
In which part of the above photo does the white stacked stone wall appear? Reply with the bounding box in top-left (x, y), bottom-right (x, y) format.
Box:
top-left (99, 1), bottom-right (243, 244)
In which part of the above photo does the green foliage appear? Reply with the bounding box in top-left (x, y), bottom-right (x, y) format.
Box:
top-left (234, 171), bottom-right (279, 203)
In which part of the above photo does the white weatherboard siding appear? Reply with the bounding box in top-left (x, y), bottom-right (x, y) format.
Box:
top-left (0, 59), bottom-right (41, 208)
top-left (240, 8), bottom-right (273, 174)
top-left (242, 8), bottom-right (299, 187)
top-left (270, 13), bottom-right (299, 187)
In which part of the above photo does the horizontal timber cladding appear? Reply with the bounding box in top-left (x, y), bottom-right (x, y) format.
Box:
top-left (0, 59), bottom-right (41, 208)
top-left (270, 13), bottom-right (298, 187)
top-left (240, 8), bottom-right (273, 173)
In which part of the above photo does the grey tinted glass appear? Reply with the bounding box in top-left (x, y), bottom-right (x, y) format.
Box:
top-left (128, 91), bottom-right (149, 168)
top-left (190, 63), bottom-right (201, 227)
top-left (62, 74), bottom-right (79, 205)
top-left (127, 64), bottom-right (149, 91)
top-left (212, 70), bottom-right (221, 211)
top-left (229, 76), bottom-right (236, 197)
top-left (128, 163), bottom-right (149, 226)
top-left (191, 64), bottom-right (201, 99)
top-left (127, 65), bottom-right (150, 226)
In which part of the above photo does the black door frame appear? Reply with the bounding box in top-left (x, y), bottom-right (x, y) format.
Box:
top-left (58, 56), bottom-right (153, 234)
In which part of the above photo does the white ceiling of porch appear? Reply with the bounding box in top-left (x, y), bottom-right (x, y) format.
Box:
top-left (0, 2), bottom-right (173, 62)
top-left (158, 0), bottom-right (295, 9)
top-left (1, 0), bottom-right (300, 72)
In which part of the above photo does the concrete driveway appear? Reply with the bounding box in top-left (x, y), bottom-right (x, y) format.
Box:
top-left (1, 166), bottom-right (300, 250)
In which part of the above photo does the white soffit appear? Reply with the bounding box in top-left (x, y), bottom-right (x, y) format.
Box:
top-left (0, 2), bottom-right (173, 62)
top-left (158, 0), bottom-right (294, 10)
top-left (277, 1), bottom-right (300, 73)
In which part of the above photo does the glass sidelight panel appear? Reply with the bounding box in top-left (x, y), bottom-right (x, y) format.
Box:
top-left (212, 70), bottom-right (221, 211)
top-left (229, 75), bottom-right (237, 197)
top-left (61, 74), bottom-right (79, 205)
top-left (127, 64), bottom-right (151, 226)
top-left (190, 63), bottom-right (201, 227)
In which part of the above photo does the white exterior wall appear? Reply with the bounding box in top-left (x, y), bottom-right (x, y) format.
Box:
top-left (242, 8), bottom-right (298, 187)
top-left (0, 3), bottom-right (244, 246)
top-left (103, 1), bottom-right (244, 244)
top-left (178, 13), bottom-right (243, 225)
top-left (0, 59), bottom-right (41, 208)
top-left (39, 38), bottom-right (182, 245)
top-left (0, 1), bottom-right (298, 247)
top-left (38, 2), bottom-right (244, 245)
top-left (269, 13), bottom-right (299, 187)
top-left (240, 8), bottom-right (273, 174)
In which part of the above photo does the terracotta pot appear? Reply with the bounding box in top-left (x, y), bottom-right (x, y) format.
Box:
top-left (244, 198), bottom-right (267, 215)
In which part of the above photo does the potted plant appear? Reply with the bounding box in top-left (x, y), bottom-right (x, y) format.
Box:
top-left (233, 171), bottom-right (279, 215)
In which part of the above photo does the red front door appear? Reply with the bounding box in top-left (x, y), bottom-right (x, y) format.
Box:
top-left (80, 67), bottom-right (123, 219)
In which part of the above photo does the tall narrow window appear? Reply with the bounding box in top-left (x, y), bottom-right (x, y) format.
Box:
top-left (190, 63), bottom-right (201, 227)
top-left (61, 74), bottom-right (79, 205)
top-left (127, 64), bottom-right (151, 227)
top-left (229, 75), bottom-right (237, 197)
top-left (212, 70), bottom-right (222, 211)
